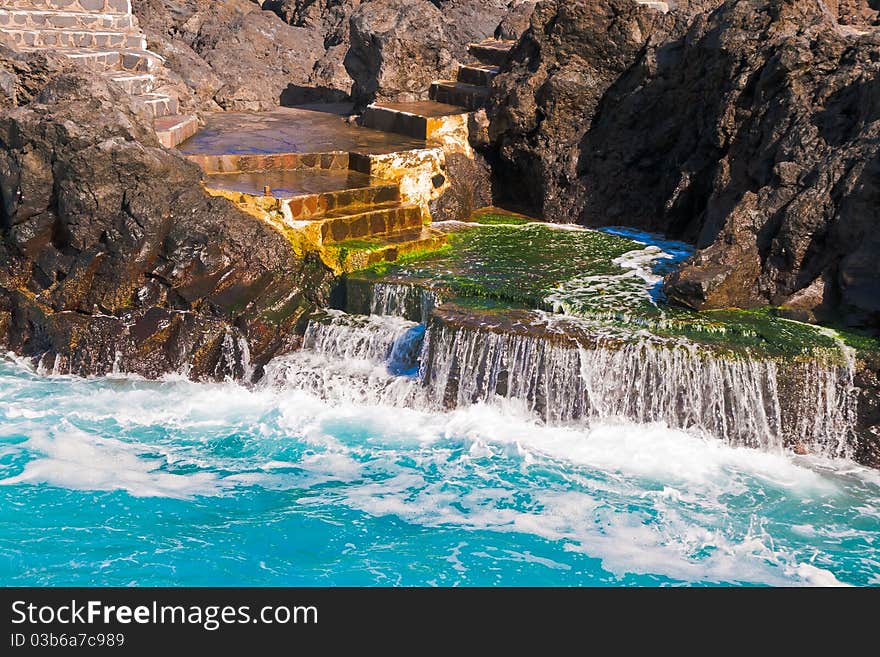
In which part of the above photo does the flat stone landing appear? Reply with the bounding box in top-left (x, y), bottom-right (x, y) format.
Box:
top-left (206, 168), bottom-right (380, 199)
top-left (179, 105), bottom-right (427, 157)
top-left (181, 105), bottom-right (451, 275)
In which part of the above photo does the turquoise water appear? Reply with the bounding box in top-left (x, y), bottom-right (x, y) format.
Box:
top-left (1, 356), bottom-right (879, 587)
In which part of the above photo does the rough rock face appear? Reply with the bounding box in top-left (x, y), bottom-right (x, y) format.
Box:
top-left (345, 0), bottom-right (534, 108)
top-left (828, 0), bottom-right (879, 25)
top-left (0, 49), bottom-right (333, 380)
top-left (259, 0), bottom-right (364, 100)
top-left (487, 0), bottom-right (880, 331)
top-left (432, 0), bottom-right (527, 58)
top-left (495, 1), bottom-right (538, 40)
top-left (132, 0), bottom-right (328, 111)
top-left (854, 351), bottom-right (880, 467)
top-left (345, 0), bottom-right (457, 107)
top-left (428, 152), bottom-right (494, 223)
top-left (131, 0), bottom-right (535, 112)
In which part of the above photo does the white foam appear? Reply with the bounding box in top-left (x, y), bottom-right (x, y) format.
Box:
top-left (1, 358), bottom-right (875, 585)
top-left (273, 398), bottom-right (865, 585)
top-left (0, 422), bottom-right (218, 499)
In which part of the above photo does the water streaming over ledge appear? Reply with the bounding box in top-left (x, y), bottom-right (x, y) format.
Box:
top-left (2, 222), bottom-right (874, 586)
top-left (266, 280), bottom-right (859, 460)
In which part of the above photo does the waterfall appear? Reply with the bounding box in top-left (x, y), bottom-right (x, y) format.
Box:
top-left (304, 311), bottom-right (422, 364)
top-left (268, 262), bottom-right (862, 459)
top-left (218, 328), bottom-right (254, 381)
top-left (263, 312), bottom-right (425, 408)
top-left (265, 304), bottom-right (858, 459)
top-left (369, 282), bottom-right (442, 324)
top-left (420, 320), bottom-right (856, 457)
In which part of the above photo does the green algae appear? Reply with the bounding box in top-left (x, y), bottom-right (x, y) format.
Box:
top-left (333, 238), bottom-right (388, 253)
top-left (370, 223), bottom-right (637, 307)
top-left (652, 308), bottom-right (842, 357)
top-left (366, 243), bottom-right (453, 276)
top-left (358, 218), bottom-right (865, 360)
top-left (838, 329), bottom-right (880, 355)
top-left (470, 212), bottom-right (533, 226)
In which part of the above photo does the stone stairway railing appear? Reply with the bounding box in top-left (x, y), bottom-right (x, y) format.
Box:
top-left (0, 0), bottom-right (197, 148)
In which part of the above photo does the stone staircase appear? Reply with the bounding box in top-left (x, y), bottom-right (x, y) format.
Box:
top-left (0, 0), bottom-right (198, 148)
top-left (429, 39), bottom-right (514, 111)
top-left (360, 38), bottom-right (517, 153)
top-left (183, 130), bottom-right (448, 274)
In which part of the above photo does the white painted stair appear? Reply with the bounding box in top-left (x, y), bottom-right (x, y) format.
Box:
top-left (0, 0), bottom-right (197, 148)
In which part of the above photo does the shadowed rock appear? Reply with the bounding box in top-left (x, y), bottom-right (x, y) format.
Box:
top-left (132, 0), bottom-right (327, 111)
top-left (0, 48), bottom-right (334, 379)
top-left (486, 0), bottom-right (880, 330)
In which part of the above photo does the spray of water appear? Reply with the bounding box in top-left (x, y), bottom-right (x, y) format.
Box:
top-left (265, 282), bottom-right (858, 459)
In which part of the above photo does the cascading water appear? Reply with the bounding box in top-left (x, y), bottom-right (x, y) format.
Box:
top-left (420, 319), bottom-right (856, 457)
top-left (267, 290), bottom-right (858, 459)
top-left (2, 220), bottom-right (877, 587)
top-left (264, 311), bottom-right (426, 407)
top-left (369, 282), bottom-right (442, 324)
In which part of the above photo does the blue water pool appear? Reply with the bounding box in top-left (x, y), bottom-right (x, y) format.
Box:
top-left (1, 356), bottom-right (878, 587)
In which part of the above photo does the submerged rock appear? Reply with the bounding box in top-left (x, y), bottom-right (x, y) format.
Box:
top-left (486, 0), bottom-right (880, 331)
top-left (0, 49), bottom-right (334, 380)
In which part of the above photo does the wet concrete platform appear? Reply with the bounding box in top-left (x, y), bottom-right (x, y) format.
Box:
top-left (369, 101), bottom-right (469, 118)
top-left (205, 168), bottom-right (382, 199)
top-left (179, 104), bottom-right (427, 156)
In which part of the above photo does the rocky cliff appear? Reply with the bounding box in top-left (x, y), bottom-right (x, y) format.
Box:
top-left (132, 0), bottom-right (534, 112)
top-left (487, 0), bottom-right (880, 331)
top-left (0, 48), bottom-right (333, 380)
top-left (131, 0), bottom-right (329, 111)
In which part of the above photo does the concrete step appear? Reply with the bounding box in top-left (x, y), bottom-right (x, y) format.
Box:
top-left (292, 186), bottom-right (401, 222)
top-left (3, 1), bottom-right (133, 14)
top-left (53, 47), bottom-right (122, 70)
top-left (362, 101), bottom-right (470, 141)
top-left (430, 81), bottom-right (489, 111)
top-left (154, 114), bottom-right (199, 149)
top-left (34, 47), bottom-right (163, 72)
top-left (467, 39), bottom-right (515, 67)
top-left (130, 92), bottom-right (177, 119)
top-left (103, 70), bottom-right (153, 95)
top-left (636, 1), bottom-right (670, 12)
top-left (120, 48), bottom-right (163, 72)
top-left (204, 169), bottom-right (401, 222)
top-left (318, 202), bottom-right (425, 245)
top-left (0, 27), bottom-right (145, 49)
top-left (0, 9), bottom-right (137, 31)
top-left (326, 227), bottom-right (448, 274)
top-left (457, 64), bottom-right (499, 87)
top-left (185, 151), bottom-right (351, 176)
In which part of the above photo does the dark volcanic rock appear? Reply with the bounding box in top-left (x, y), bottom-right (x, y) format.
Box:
top-left (0, 49), bottom-right (333, 380)
top-left (428, 152), bottom-right (494, 222)
top-left (854, 351), bottom-right (880, 468)
top-left (494, 1), bottom-right (537, 40)
top-left (345, 0), bottom-right (532, 108)
top-left (432, 0), bottom-right (524, 59)
top-left (132, 0), bottom-right (328, 111)
top-left (260, 0), bottom-right (363, 100)
top-left (828, 0), bottom-right (880, 25)
top-left (487, 0), bottom-right (880, 330)
top-left (345, 0), bottom-right (458, 107)
top-left (487, 0), bottom-right (688, 222)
